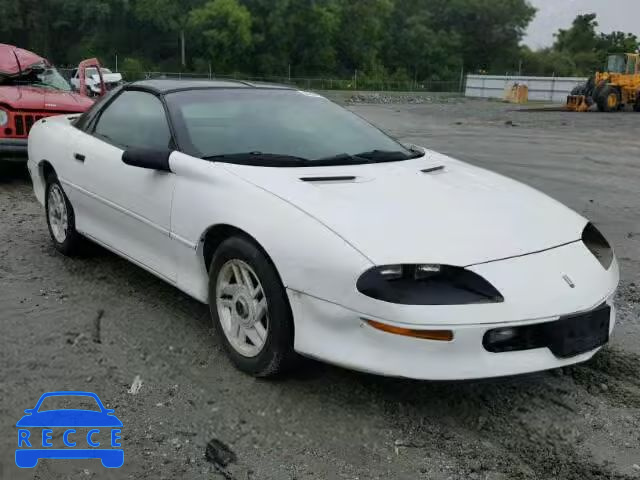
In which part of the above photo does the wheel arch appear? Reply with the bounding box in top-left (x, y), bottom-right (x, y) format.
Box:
top-left (199, 223), bottom-right (295, 344)
top-left (32, 159), bottom-right (57, 205)
top-left (199, 224), bottom-right (284, 285)
top-left (39, 159), bottom-right (56, 180)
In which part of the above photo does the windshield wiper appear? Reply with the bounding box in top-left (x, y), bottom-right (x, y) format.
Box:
top-left (202, 149), bottom-right (424, 167)
top-left (316, 149), bottom-right (423, 165)
top-left (202, 152), bottom-right (311, 167)
top-left (355, 149), bottom-right (423, 162)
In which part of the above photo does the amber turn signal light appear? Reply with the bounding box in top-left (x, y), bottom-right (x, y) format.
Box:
top-left (365, 319), bottom-right (454, 342)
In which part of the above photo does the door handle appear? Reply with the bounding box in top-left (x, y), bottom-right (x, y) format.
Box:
top-left (74, 153), bottom-right (86, 162)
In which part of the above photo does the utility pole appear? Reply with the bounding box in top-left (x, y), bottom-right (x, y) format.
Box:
top-left (180, 29), bottom-right (186, 68)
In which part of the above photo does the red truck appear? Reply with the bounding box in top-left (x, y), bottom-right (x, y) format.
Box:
top-left (0, 44), bottom-right (95, 162)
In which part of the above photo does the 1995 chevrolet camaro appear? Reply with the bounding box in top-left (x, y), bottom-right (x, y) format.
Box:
top-left (27, 80), bottom-right (619, 380)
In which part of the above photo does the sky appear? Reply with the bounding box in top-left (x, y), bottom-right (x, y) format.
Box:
top-left (524, 0), bottom-right (640, 49)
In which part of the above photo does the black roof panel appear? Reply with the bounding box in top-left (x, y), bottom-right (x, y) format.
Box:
top-left (127, 79), bottom-right (295, 94)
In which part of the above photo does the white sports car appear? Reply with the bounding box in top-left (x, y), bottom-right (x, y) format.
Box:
top-left (27, 80), bottom-right (619, 380)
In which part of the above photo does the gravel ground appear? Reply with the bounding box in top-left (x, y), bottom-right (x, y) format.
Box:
top-left (345, 93), bottom-right (464, 105)
top-left (1, 98), bottom-right (639, 480)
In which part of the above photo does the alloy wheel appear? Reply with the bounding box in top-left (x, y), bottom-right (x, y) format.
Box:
top-left (48, 184), bottom-right (69, 244)
top-left (215, 259), bottom-right (269, 358)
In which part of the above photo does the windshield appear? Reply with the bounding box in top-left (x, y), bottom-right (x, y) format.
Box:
top-left (606, 55), bottom-right (626, 74)
top-left (0, 62), bottom-right (72, 91)
top-left (35, 66), bottom-right (72, 91)
top-left (1, 62), bottom-right (72, 91)
top-left (166, 89), bottom-right (413, 165)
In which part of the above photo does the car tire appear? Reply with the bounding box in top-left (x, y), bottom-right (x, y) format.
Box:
top-left (208, 235), bottom-right (296, 377)
top-left (45, 174), bottom-right (84, 256)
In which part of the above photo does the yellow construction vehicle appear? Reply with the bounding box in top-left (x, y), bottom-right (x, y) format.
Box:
top-left (567, 53), bottom-right (640, 112)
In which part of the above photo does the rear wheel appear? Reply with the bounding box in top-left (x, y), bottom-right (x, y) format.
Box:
top-left (208, 236), bottom-right (296, 377)
top-left (634, 96), bottom-right (640, 112)
top-left (597, 86), bottom-right (621, 112)
top-left (45, 174), bottom-right (84, 255)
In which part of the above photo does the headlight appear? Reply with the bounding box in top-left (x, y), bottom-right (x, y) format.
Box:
top-left (356, 264), bottom-right (503, 305)
top-left (0, 109), bottom-right (8, 127)
top-left (582, 223), bottom-right (613, 270)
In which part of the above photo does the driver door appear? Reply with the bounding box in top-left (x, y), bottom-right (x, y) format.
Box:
top-left (72, 90), bottom-right (177, 282)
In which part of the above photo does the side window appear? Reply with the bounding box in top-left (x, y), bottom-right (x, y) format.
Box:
top-left (94, 91), bottom-right (171, 151)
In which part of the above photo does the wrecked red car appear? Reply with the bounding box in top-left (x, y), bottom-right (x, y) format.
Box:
top-left (0, 44), bottom-right (94, 162)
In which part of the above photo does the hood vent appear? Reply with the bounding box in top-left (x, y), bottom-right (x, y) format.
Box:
top-left (300, 176), bottom-right (357, 183)
top-left (421, 166), bottom-right (445, 174)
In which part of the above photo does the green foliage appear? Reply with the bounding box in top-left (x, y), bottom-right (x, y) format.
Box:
top-left (599, 31), bottom-right (640, 55)
top-left (432, 0), bottom-right (536, 72)
top-left (520, 47), bottom-right (575, 76)
top-left (12, 0), bottom-right (632, 82)
top-left (522, 13), bottom-right (640, 76)
top-left (554, 13), bottom-right (600, 54)
top-left (189, 0), bottom-right (252, 72)
top-left (120, 57), bottom-right (148, 73)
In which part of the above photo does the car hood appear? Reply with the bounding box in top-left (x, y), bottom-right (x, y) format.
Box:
top-left (16, 410), bottom-right (123, 427)
top-left (225, 150), bottom-right (588, 266)
top-left (0, 43), bottom-right (45, 76)
top-left (0, 86), bottom-right (93, 112)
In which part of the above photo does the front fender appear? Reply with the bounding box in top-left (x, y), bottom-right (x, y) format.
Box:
top-left (168, 152), bottom-right (373, 305)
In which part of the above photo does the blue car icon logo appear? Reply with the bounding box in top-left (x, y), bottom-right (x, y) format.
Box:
top-left (16, 391), bottom-right (123, 468)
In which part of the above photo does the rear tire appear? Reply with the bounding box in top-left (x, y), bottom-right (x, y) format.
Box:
top-left (596, 86), bottom-right (621, 112)
top-left (45, 174), bottom-right (84, 256)
top-left (208, 236), bottom-right (296, 377)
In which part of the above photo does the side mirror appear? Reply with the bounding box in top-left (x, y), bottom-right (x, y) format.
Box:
top-left (122, 148), bottom-right (172, 172)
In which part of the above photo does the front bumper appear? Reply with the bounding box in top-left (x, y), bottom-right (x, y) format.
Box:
top-left (0, 138), bottom-right (28, 162)
top-left (288, 290), bottom-right (616, 380)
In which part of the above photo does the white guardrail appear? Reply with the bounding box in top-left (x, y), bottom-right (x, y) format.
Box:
top-left (465, 74), bottom-right (588, 103)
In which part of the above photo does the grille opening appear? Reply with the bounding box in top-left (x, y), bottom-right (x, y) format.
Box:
top-left (483, 304), bottom-right (610, 358)
top-left (11, 114), bottom-right (45, 137)
top-left (15, 116), bottom-right (24, 136)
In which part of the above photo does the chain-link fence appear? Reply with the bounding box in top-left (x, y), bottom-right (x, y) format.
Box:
top-left (58, 68), bottom-right (462, 93)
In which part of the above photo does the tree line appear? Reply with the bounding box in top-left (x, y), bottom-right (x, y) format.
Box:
top-left (523, 14), bottom-right (639, 77)
top-left (0, 1), bottom-right (637, 83)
